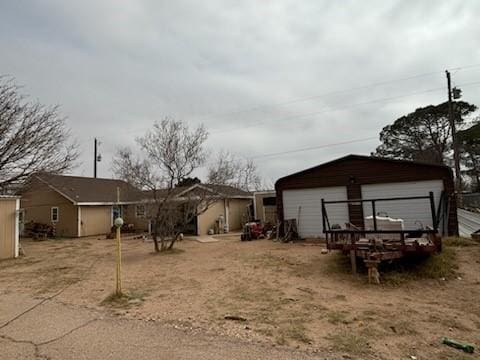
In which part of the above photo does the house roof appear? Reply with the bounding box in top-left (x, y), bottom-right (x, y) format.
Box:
top-left (275, 154), bottom-right (452, 185)
top-left (32, 173), bottom-right (144, 204)
top-left (143, 183), bottom-right (252, 200)
top-left (28, 173), bottom-right (252, 205)
top-left (206, 184), bottom-right (252, 198)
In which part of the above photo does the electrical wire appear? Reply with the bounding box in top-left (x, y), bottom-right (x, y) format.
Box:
top-left (211, 80), bottom-right (480, 135)
top-left (241, 80), bottom-right (480, 160)
top-left (211, 86), bottom-right (444, 135)
top-left (195, 63), bottom-right (480, 121)
top-left (251, 137), bottom-right (378, 160)
top-left (121, 63), bottom-right (480, 136)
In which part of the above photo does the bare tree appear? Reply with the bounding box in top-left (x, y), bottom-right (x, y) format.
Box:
top-left (0, 77), bottom-right (78, 191)
top-left (112, 117), bottom-right (213, 252)
top-left (111, 147), bottom-right (153, 190)
top-left (207, 150), bottom-right (261, 191)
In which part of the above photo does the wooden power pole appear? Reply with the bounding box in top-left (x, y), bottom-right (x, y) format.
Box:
top-left (446, 70), bottom-right (462, 192)
top-left (94, 138), bottom-right (98, 178)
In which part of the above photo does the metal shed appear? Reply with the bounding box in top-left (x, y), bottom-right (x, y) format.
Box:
top-left (275, 155), bottom-right (458, 238)
top-left (253, 191), bottom-right (277, 224)
top-left (0, 195), bottom-right (20, 260)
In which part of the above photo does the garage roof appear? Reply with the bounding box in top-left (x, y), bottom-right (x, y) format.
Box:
top-left (276, 154), bottom-right (451, 185)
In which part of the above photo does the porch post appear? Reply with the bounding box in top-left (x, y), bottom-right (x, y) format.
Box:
top-left (77, 206), bottom-right (82, 237)
top-left (224, 198), bottom-right (229, 233)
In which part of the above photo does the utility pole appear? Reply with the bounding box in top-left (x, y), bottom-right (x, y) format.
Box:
top-left (446, 70), bottom-right (462, 192)
top-left (94, 138), bottom-right (97, 178)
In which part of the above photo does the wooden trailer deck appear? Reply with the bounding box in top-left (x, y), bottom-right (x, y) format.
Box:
top-left (321, 193), bottom-right (447, 278)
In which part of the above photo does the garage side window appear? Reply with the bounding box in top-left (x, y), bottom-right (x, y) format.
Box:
top-left (135, 204), bottom-right (146, 218)
top-left (51, 207), bottom-right (59, 222)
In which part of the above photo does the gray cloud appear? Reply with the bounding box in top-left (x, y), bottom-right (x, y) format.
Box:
top-left (1, 0), bottom-right (479, 182)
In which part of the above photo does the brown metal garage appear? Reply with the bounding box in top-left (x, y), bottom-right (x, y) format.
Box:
top-left (275, 155), bottom-right (458, 237)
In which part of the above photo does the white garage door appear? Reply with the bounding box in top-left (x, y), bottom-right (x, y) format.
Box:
top-left (283, 187), bottom-right (348, 238)
top-left (361, 180), bottom-right (444, 231)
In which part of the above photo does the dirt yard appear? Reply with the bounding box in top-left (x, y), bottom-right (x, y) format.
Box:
top-left (1, 235), bottom-right (479, 359)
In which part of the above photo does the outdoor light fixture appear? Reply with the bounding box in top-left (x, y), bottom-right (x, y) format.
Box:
top-left (452, 87), bottom-right (462, 99)
top-left (114, 217), bottom-right (124, 227)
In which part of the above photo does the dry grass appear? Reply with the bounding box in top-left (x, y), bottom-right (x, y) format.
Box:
top-left (4, 236), bottom-right (480, 359)
top-left (276, 319), bottom-right (312, 345)
top-left (150, 248), bottom-right (185, 256)
top-left (324, 247), bottom-right (459, 286)
top-left (327, 311), bottom-right (350, 325)
top-left (101, 290), bottom-right (146, 308)
top-left (381, 319), bottom-right (418, 335)
top-left (381, 247), bottom-right (459, 285)
top-left (327, 332), bottom-right (371, 356)
top-left (326, 237), bottom-right (466, 286)
top-left (323, 252), bottom-right (356, 275)
top-left (443, 236), bottom-right (479, 247)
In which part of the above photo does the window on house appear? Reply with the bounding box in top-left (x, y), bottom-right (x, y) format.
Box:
top-left (51, 207), bottom-right (59, 222)
top-left (263, 196), bottom-right (276, 206)
top-left (112, 205), bottom-right (122, 223)
top-left (136, 204), bottom-right (146, 218)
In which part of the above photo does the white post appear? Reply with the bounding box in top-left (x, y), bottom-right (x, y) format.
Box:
top-left (14, 198), bottom-right (20, 258)
top-left (224, 198), bottom-right (230, 233)
top-left (77, 206), bottom-right (82, 237)
top-left (114, 217), bottom-right (124, 295)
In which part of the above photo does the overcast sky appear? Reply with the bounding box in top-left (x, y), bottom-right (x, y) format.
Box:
top-left (1, 1), bottom-right (479, 186)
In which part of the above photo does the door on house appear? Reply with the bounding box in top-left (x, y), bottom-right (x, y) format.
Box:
top-left (112, 205), bottom-right (122, 223)
top-left (18, 209), bottom-right (25, 236)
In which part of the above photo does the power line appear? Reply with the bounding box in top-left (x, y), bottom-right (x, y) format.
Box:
top-left (121, 63), bottom-right (480, 136)
top-left (121, 80), bottom-right (480, 139)
top-left (211, 80), bottom-right (480, 135)
top-left (211, 86), bottom-right (444, 135)
top-left (251, 137), bottom-right (378, 160)
top-left (195, 63), bottom-right (480, 121)
top-left (241, 79), bottom-right (480, 161)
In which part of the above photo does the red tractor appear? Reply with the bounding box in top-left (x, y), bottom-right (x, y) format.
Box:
top-left (241, 221), bottom-right (266, 241)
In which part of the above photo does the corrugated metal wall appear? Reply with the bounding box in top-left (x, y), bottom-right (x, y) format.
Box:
top-left (0, 198), bottom-right (18, 259)
top-left (458, 209), bottom-right (480, 237)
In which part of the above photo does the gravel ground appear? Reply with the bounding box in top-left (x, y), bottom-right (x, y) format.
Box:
top-left (0, 292), bottom-right (334, 360)
top-left (1, 236), bottom-right (479, 359)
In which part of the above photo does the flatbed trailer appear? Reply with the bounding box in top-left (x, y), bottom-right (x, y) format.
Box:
top-left (321, 192), bottom-right (446, 276)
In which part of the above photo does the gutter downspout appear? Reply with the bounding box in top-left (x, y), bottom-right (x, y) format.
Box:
top-left (77, 206), bottom-right (82, 237)
top-left (14, 199), bottom-right (19, 258)
top-left (224, 198), bottom-right (229, 233)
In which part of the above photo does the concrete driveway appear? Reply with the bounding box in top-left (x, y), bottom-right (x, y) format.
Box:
top-left (0, 291), bottom-right (333, 360)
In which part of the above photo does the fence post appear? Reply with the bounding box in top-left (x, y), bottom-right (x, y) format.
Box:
top-left (321, 199), bottom-right (326, 233)
top-left (429, 191), bottom-right (437, 229)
